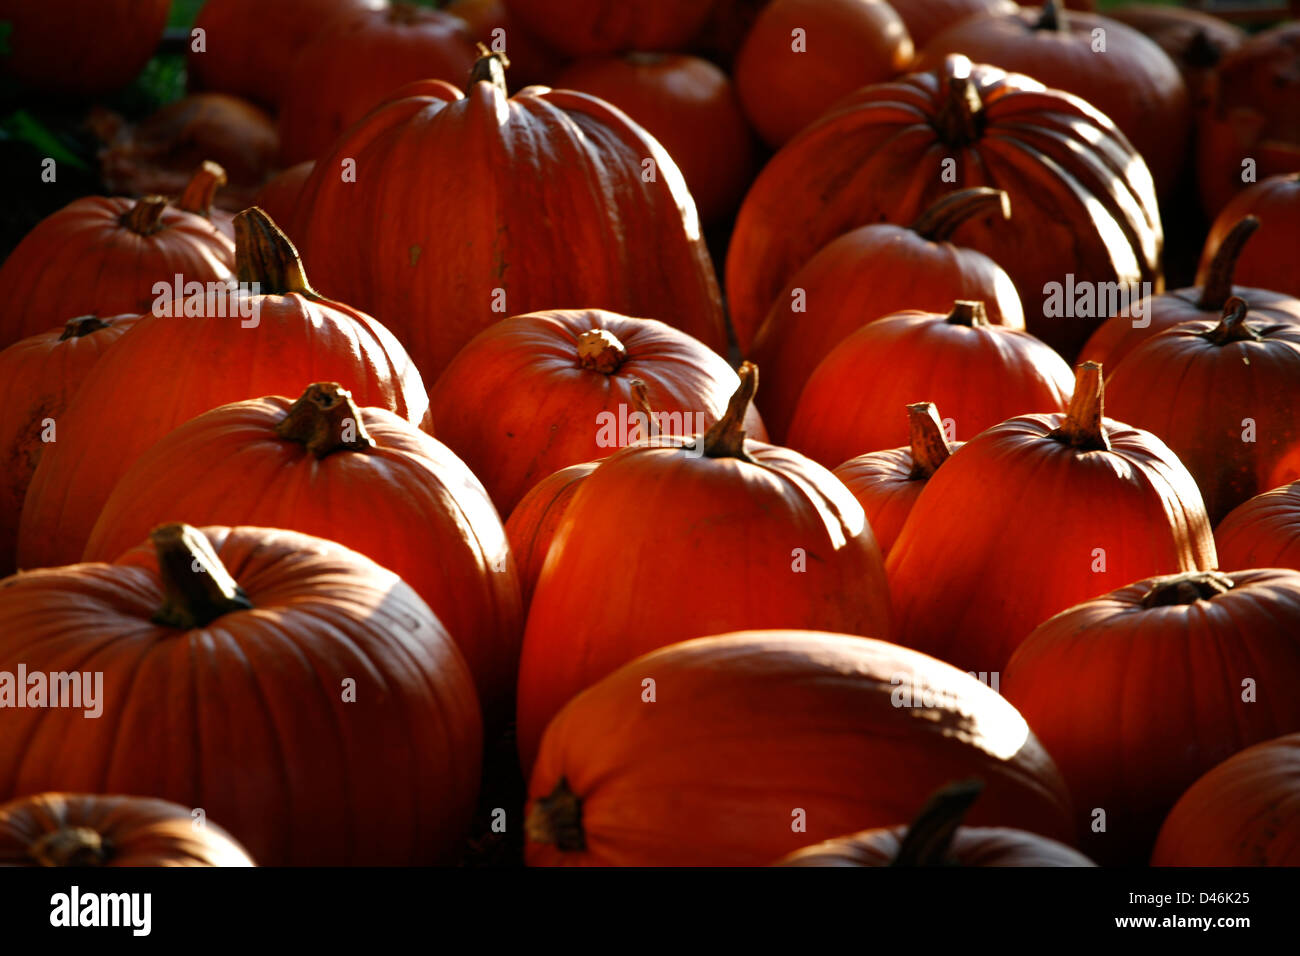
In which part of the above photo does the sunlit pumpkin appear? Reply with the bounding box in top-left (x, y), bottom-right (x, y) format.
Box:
top-left (1197, 173), bottom-right (1300, 298)
top-left (505, 460), bottom-right (600, 610)
top-left (1215, 481), bottom-right (1300, 573)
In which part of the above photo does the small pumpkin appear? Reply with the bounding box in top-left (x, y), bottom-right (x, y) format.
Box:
top-left (726, 55), bottom-right (1163, 361)
top-left (0, 194), bottom-right (234, 350)
top-left (1152, 732), bottom-right (1300, 867)
top-left (0, 315), bottom-right (140, 577)
top-left (774, 779), bottom-right (1094, 867)
top-left (502, 0), bottom-right (715, 57)
top-left (277, 2), bottom-right (478, 165)
top-left (1105, 296), bottom-right (1300, 523)
top-left (505, 460), bottom-right (600, 610)
top-left (0, 793), bottom-right (254, 867)
top-left (786, 300), bottom-right (1072, 467)
top-left (1081, 216), bottom-right (1300, 370)
top-left (748, 188), bottom-right (1025, 437)
top-left (0, 523), bottom-right (481, 866)
top-left (886, 363), bottom-right (1216, 673)
top-left (516, 365), bottom-right (892, 770)
top-left (81, 383), bottom-right (522, 721)
top-left (733, 0), bottom-right (913, 149)
top-left (1197, 173), bottom-right (1300, 298)
top-left (1004, 569), bottom-right (1300, 864)
top-left (296, 53), bottom-right (726, 385)
top-left (17, 209), bottom-right (430, 570)
top-left (428, 309), bottom-right (764, 514)
top-left (1214, 481), bottom-right (1300, 573)
top-left (831, 403), bottom-right (961, 559)
top-left (554, 53), bottom-right (757, 226)
top-left (526, 631), bottom-right (1075, 866)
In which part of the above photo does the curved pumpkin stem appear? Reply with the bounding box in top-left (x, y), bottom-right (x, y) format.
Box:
top-left (28, 827), bottom-right (110, 867)
top-left (121, 196), bottom-right (169, 236)
top-left (178, 161), bottom-right (228, 218)
top-left (890, 779), bottom-right (984, 867)
top-left (629, 378), bottom-right (659, 440)
top-left (576, 329), bottom-right (628, 374)
top-left (1034, 0), bottom-right (1066, 32)
top-left (234, 207), bottom-right (313, 295)
top-left (526, 777), bottom-right (586, 852)
top-left (1048, 362), bottom-right (1110, 452)
top-left (151, 523), bottom-right (254, 629)
top-left (695, 361), bottom-right (758, 462)
top-left (908, 402), bottom-right (953, 479)
top-left (945, 300), bottom-right (988, 327)
top-left (1203, 296), bottom-right (1259, 346)
top-left (910, 189), bottom-right (1010, 243)
top-left (1140, 570), bottom-right (1235, 608)
top-left (933, 56), bottom-right (984, 148)
top-left (469, 44), bottom-right (510, 95)
top-left (275, 383), bottom-right (376, 458)
top-left (1197, 217), bottom-right (1260, 311)
top-left (58, 315), bottom-right (111, 341)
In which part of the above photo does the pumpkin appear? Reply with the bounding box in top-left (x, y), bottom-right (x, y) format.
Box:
top-left (725, 55), bottom-right (1163, 361)
top-left (176, 161), bottom-right (236, 240)
top-left (0, 523), bottom-right (481, 866)
top-left (525, 631), bottom-right (1075, 866)
top-left (0, 793), bottom-right (254, 867)
top-left (1215, 482), bottom-right (1300, 573)
top-left (296, 54), bottom-right (726, 385)
top-left (892, 0), bottom-right (1018, 50)
top-left (831, 402), bottom-right (962, 559)
top-left (0, 315), bottom-right (140, 578)
top-left (1105, 296), bottom-right (1300, 523)
top-left (1003, 569), bottom-right (1300, 864)
top-left (732, 0), bottom-right (913, 149)
top-left (515, 364), bottom-right (892, 770)
top-left (554, 53), bottom-right (757, 226)
top-left (446, 0), bottom-right (565, 88)
top-left (748, 188), bottom-right (1026, 437)
top-left (505, 460), bottom-right (600, 610)
top-left (188, 0), bottom-right (382, 109)
top-left (277, 3), bottom-right (478, 166)
top-left (1152, 732), bottom-right (1300, 867)
top-left (1081, 217), bottom-right (1300, 370)
top-left (502, 0), bottom-right (715, 57)
top-left (251, 161), bottom-right (316, 245)
top-left (786, 301), bottom-right (1073, 467)
top-left (1105, 4), bottom-right (1244, 109)
top-left (774, 779), bottom-right (1094, 867)
top-left (0, 0), bottom-right (171, 97)
top-left (16, 209), bottom-right (430, 570)
top-left (916, 1), bottom-right (1190, 195)
top-left (1197, 173), bottom-right (1300, 299)
top-left (81, 383), bottom-right (522, 721)
top-left (886, 363), bottom-right (1216, 673)
top-left (428, 309), bottom-right (765, 514)
top-left (1197, 23), bottom-right (1300, 218)
top-left (0, 194), bottom-right (234, 350)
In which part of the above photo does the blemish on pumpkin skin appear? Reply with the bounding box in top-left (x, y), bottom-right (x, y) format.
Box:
top-left (409, 245), bottom-right (421, 266)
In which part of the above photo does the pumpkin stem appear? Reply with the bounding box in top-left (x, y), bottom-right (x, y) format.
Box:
top-left (58, 315), bottom-right (110, 340)
top-left (121, 196), bottom-right (169, 236)
top-left (1140, 570), bottom-right (1235, 608)
top-left (525, 777), bottom-right (586, 852)
top-left (908, 402), bottom-right (953, 478)
top-left (28, 827), bottom-right (112, 867)
top-left (234, 207), bottom-right (314, 295)
top-left (1202, 296), bottom-right (1259, 346)
top-left (933, 56), bottom-right (984, 148)
top-left (151, 523), bottom-right (254, 629)
top-left (693, 361), bottom-right (758, 462)
top-left (945, 300), bottom-right (988, 327)
top-left (910, 188), bottom-right (1010, 242)
top-left (629, 378), bottom-right (659, 440)
top-left (1048, 362), bottom-right (1110, 452)
top-left (1185, 29), bottom-right (1223, 69)
top-left (275, 383), bottom-right (375, 458)
top-left (576, 329), bottom-right (628, 374)
top-left (469, 44), bottom-right (510, 95)
top-left (624, 52), bottom-right (667, 66)
top-left (1197, 217), bottom-right (1260, 311)
top-left (178, 160), bottom-right (228, 218)
top-left (1034, 0), bottom-right (1066, 32)
top-left (890, 779), bottom-right (984, 867)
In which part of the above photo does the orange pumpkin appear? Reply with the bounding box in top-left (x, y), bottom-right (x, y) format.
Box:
top-left (786, 301), bottom-right (1072, 467)
top-left (505, 461), bottom-right (600, 610)
top-left (1215, 481), bottom-right (1300, 573)
top-left (516, 365), bottom-right (892, 770)
top-left (1197, 173), bottom-right (1300, 299)
top-left (526, 631), bottom-right (1075, 865)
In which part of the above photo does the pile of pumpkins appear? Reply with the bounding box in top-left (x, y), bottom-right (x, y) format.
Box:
top-left (0, 0), bottom-right (1299, 868)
